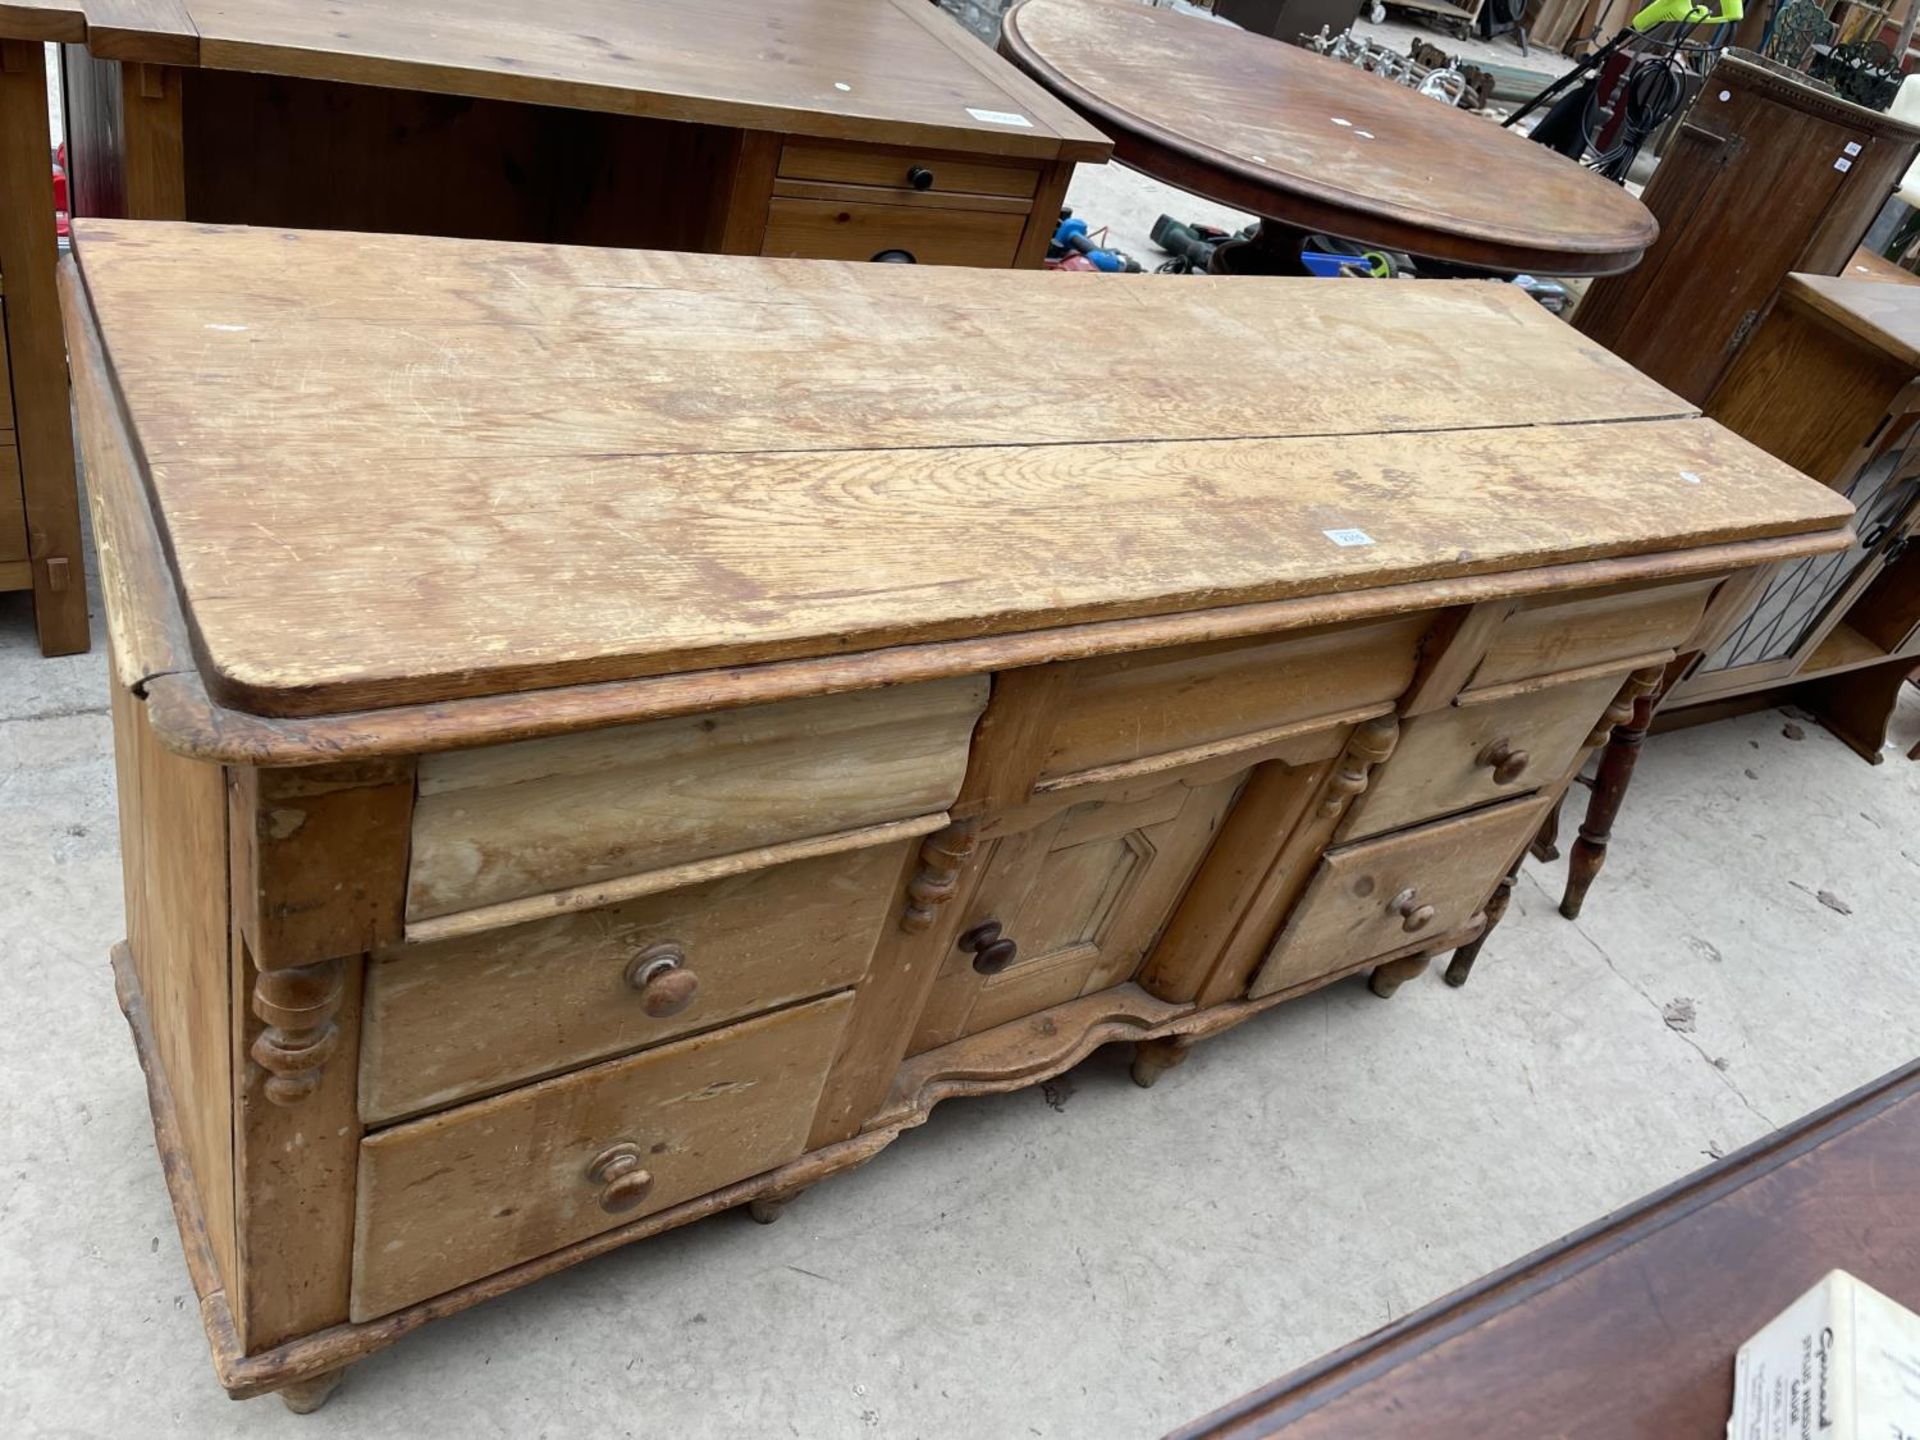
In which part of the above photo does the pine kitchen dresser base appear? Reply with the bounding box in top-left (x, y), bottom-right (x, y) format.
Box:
top-left (65, 219), bottom-right (1853, 1412)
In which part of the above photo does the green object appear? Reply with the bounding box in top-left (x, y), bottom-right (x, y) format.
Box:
top-left (1629, 0), bottom-right (1744, 32)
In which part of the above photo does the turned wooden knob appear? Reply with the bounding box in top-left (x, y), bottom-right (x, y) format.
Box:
top-left (587, 1143), bottom-right (655, 1215)
top-left (1478, 738), bottom-right (1530, 785)
top-left (1388, 888), bottom-right (1437, 933)
top-left (625, 942), bottom-right (698, 1018)
top-left (907, 164), bottom-right (935, 190)
top-left (959, 921), bottom-right (1019, 975)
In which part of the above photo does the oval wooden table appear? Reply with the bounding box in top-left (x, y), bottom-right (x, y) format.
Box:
top-left (1000, 0), bottom-right (1657, 277)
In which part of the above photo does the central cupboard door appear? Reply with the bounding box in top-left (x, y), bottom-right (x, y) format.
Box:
top-left (907, 769), bottom-right (1246, 1052)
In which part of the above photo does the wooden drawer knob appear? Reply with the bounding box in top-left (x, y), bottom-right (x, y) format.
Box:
top-left (625, 942), bottom-right (699, 1018)
top-left (1477, 738), bottom-right (1531, 786)
top-left (587, 1143), bottom-right (655, 1215)
top-left (906, 165), bottom-right (935, 190)
top-left (959, 921), bottom-right (1019, 975)
top-left (1388, 888), bottom-right (1437, 934)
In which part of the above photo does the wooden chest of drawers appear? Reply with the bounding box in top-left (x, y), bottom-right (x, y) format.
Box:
top-left (64, 219), bottom-right (1852, 1413)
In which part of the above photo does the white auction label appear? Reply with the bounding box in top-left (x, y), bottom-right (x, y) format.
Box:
top-left (967, 107), bottom-right (1033, 127)
top-left (1323, 528), bottom-right (1376, 548)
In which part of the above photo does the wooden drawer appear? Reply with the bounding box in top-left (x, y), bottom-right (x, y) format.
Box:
top-left (406, 676), bottom-right (987, 921)
top-left (761, 197), bottom-right (1024, 267)
top-left (778, 139), bottom-right (1041, 199)
top-left (1251, 793), bottom-right (1556, 998)
top-left (0, 440), bottom-right (25, 565)
top-left (1466, 579), bottom-right (1719, 693)
top-left (351, 991), bottom-right (852, 1320)
top-left (1033, 617), bottom-right (1425, 789)
top-left (1342, 670), bottom-right (1626, 840)
top-left (363, 840), bottom-right (911, 1123)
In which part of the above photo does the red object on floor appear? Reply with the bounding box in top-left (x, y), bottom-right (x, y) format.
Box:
top-left (53, 141), bottom-right (69, 238)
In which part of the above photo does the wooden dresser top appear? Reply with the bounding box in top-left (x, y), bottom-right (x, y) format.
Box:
top-left (70, 220), bottom-right (1852, 721)
top-left (1785, 272), bottom-right (1920, 372)
top-left (0, 0), bottom-right (1108, 159)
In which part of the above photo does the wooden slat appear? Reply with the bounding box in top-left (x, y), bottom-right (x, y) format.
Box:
top-left (63, 219), bottom-right (1858, 718)
top-left (0, 1), bottom-right (86, 43)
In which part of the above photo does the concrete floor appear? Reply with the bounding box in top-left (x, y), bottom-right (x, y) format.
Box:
top-left (6, 21), bottom-right (1920, 1440)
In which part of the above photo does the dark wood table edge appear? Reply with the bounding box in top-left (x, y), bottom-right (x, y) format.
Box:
top-left (1168, 1056), bottom-right (1920, 1439)
top-left (996, 3), bottom-right (1651, 277)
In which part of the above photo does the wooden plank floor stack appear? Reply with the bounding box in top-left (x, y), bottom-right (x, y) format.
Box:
top-left (68, 220), bottom-right (1850, 1412)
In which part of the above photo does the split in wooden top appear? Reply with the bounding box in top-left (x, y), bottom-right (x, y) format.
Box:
top-left (999, 0), bottom-right (1657, 275)
top-left (1, 0), bottom-right (1108, 159)
top-left (1782, 272), bottom-right (1920, 373)
top-left (69, 219), bottom-right (1851, 721)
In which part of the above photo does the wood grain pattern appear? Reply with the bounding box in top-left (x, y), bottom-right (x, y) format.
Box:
top-left (351, 992), bottom-right (853, 1320)
top-left (1032, 619), bottom-right (1421, 785)
top-left (1341, 670), bottom-right (1627, 840)
top-left (1252, 792), bottom-right (1554, 997)
top-left (760, 195), bottom-right (1022, 266)
top-left (406, 677), bottom-right (985, 919)
top-left (0, 40), bottom-right (87, 653)
top-left (230, 761), bottom-right (412, 971)
top-left (1000, 0), bottom-right (1653, 275)
top-left (1466, 578), bottom-right (1718, 691)
top-left (176, 0), bottom-right (1106, 159)
top-left (1173, 1061), bottom-right (1920, 1440)
top-left (110, 673), bottom-right (238, 1299)
top-left (363, 840), bottom-right (908, 1122)
top-left (778, 139), bottom-right (1042, 198)
top-left (70, 219), bottom-right (1852, 717)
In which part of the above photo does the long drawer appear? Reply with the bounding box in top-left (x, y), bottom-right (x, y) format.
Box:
top-left (778, 139), bottom-right (1042, 200)
top-left (1465, 579), bottom-right (1718, 693)
top-left (351, 992), bottom-right (853, 1321)
top-left (1251, 793), bottom-right (1556, 998)
top-left (1031, 617), bottom-right (1425, 788)
top-left (406, 676), bottom-right (987, 920)
top-left (761, 197), bottom-right (1025, 267)
top-left (363, 840), bottom-right (911, 1123)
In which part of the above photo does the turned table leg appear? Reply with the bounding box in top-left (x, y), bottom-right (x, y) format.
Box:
top-left (1562, 691), bottom-right (1655, 920)
top-left (1131, 1034), bottom-right (1196, 1088)
top-left (277, 1367), bottom-right (347, 1414)
top-left (1445, 868), bottom-right (1518, 989)
top-left (1368, 951), bottom-right (1431, 999)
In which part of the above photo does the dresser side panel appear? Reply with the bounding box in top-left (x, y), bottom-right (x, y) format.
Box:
top-left (111, 678), bottom-right (239, 1302)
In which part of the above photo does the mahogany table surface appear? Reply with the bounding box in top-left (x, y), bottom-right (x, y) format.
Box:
top-left (999, 0), bottom-right (1657, 276)
top-left (1174, 1058), bottom-right (1920, 1439)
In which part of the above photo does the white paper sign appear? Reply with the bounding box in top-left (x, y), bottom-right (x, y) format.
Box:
top-left (966, 107), bottom-right (1033, 127)
top-left (1323, 528), bottom-right (1376, 548)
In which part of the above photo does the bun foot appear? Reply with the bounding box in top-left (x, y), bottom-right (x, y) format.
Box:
top-left (747, 1188), bottom-right (803, 1224)
top-left (1130, 1035), bottom-right (1195, 1089)
top-left (277, 1367), bottom-right (346, 1415)
top-left (1368, 952), bottom-right (1431, 999)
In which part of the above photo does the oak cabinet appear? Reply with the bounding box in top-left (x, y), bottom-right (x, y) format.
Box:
top-left (68, 219), bottom-right (1850, 1412)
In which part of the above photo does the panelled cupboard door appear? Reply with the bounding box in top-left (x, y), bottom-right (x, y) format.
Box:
top-left (908, 769), bottom-right (1245, 1053)
top-left (350, 992), bottom-right (852, 1321)
top-left (1252, 792), bottom-right (1556, 999)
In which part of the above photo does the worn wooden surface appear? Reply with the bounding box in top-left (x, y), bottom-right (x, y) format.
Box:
top-left (352, 992), bottom-right (852, 1321)
top-left (1465, 579), bottom-right (1716, 692)
top-left (70, 221), bottom-right (1850, 719)
top-left (406, 678), bottom-right (983, 918)
top-left (1175, 1060), bottom-right (1920, 1439)
top-left (1253, 792), bottom-right (1554, 996)
top-left (1784, 272), bottom-right (1920, 371)
top-left (1000, 0), bottom-right (1654, 275)
top-left (364, 841), bottom-right (907, 1122)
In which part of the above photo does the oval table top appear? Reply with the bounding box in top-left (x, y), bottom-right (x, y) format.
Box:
top-left (1000, 0), bottom-right (1657, 276)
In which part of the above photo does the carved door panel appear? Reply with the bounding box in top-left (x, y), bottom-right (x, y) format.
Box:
top-left (906, 769), bottom-right (1245, 1054)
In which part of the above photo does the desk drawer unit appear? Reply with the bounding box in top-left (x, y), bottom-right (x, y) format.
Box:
top-left (1251, 792), bottom-right (1559, 998)
top-left (362, 841), bottom-right (912, 1123)
top-left (351, 992), bottom-right (854, 1321)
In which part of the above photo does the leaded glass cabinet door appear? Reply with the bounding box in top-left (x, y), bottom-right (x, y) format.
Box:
top-left (1679, 408), bottom-right (1920, 699)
